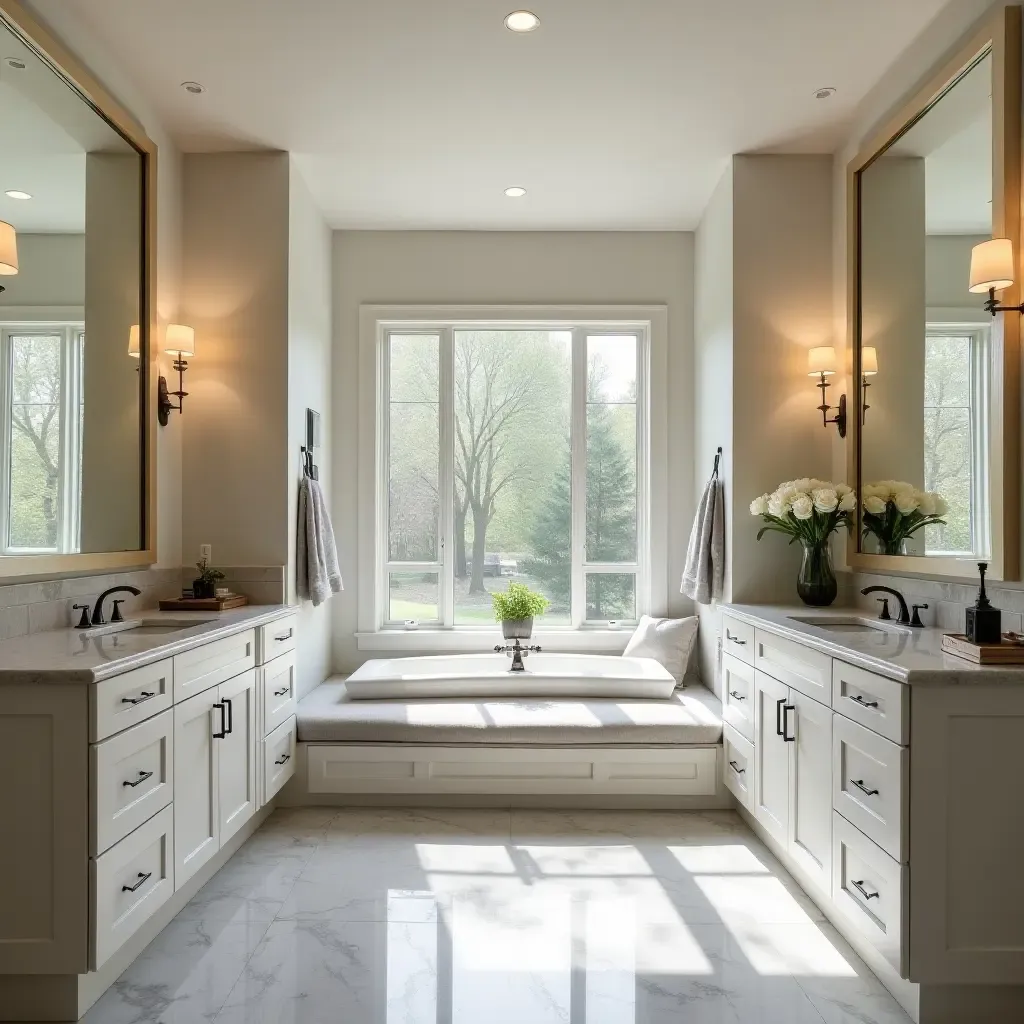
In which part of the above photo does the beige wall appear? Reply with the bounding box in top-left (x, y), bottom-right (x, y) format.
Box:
top-left (180, 152), bottom-right (290, 568)
top-left (926, 233), bottom-right (989, 309)
top-left (0, 233), bottom-right (83, 308)
top-left (332, 230), bottom-right (694, 673)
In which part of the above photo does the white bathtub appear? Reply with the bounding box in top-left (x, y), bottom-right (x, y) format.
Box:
top-left (344, 652), bottom-right (676, 700)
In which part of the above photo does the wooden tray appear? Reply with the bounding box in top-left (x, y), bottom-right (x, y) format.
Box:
top-left (159, 595), bottom-right (249, 612)
top-left (941, 633), bottom-right (1024, 664)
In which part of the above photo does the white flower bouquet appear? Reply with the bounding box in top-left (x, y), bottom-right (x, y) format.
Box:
top-left (861, 481), bottom-right (948, 556)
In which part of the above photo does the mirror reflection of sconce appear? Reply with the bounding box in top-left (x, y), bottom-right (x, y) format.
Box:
top-left (0, 220), bottom-right (19, 292)
top-left (861, 346), bottom-right (878, 423)
top-left (128, 324), bottom-right (141, 371)
top-left (807, 346), bottom-right (847, 437)
top-left (158, 324), bottom-right (195, 427)
top-left (969, 237), bottom-right (1024, 315)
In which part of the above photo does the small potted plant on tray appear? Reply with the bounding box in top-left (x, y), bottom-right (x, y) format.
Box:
top-left (193, 558), bottom-right (226, 600)
top-left (492, 581), bottom-right (549, 639)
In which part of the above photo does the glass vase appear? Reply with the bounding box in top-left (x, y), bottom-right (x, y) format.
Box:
top-left (796, 539), bottom-right (837, 607)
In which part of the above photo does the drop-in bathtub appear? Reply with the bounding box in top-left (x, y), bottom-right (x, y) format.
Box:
top-left (344, 652), bottom-right (676, 700)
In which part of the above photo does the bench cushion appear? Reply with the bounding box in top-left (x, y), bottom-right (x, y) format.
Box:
top-left (297, 677), bottom-right (723, 747)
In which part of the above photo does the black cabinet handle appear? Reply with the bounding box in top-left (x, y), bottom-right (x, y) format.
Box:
top-left (273, 687), bottom-right (291, 697)
top-left (851, 879), bottom-right (880, 900)
top-left (122, 770), bottom-right (153, 788)
top-left (782, 704), bottom-right (796, 742)
top-left (851, 694), bottom-right (880, 709)
top-left (223, 697), bottom-right (233, 735)
top-left (121, 691), bottom-right (155, 705)
top-left (274, 629), bottom-right (294, 642)
top-left (776, 697), bottom-right (785, 736)
top-left (122, 871), bottom-right (152, 893)
top-left (274, 753), bottom-right (291, 765)
top-left (728, 760), bottom-right (745, 774)
top-left (213, 702), bottom-right (227, 738)
top-left (850, 778), bottom-right (879, 797)
top-left (726, 631), bottom-right (746, 645)
top-left (728, 690), bottom-right (746, 701)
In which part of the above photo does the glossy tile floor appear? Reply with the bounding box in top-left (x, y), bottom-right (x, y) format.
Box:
top-left (85, 807), bottom-right (913, 1024)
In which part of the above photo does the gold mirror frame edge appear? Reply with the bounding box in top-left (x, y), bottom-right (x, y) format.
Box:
top-left (846, 4), bottom-right (1022, 583)
top-left (0, 0), bottom-right (158, 580)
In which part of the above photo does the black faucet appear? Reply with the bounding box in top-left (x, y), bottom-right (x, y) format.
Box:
top-left (92, 586), bottom-right (142, 626)
top-left (861, 585), bottom-right (915, 626)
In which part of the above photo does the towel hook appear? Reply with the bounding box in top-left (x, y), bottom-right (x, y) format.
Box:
top-left (712, 447), bottom-right (722, 477)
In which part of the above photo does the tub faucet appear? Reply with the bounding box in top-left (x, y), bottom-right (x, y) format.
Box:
top-left (495, 639), bottom-right (541, 672)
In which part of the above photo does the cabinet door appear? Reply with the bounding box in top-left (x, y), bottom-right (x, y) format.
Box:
top-left (787, 691), bottom-right (833, 894)
top-left (218, 669), bottom-right (258, 845)
top-left (753, 670), bottom-right (790, 845)
top-left (173, 688), bottom-right (220, 888)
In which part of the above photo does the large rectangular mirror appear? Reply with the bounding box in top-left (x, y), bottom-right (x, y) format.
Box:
top-left (849, 7), bottom-right (1020, 579)
top-left (0, 1), bottom-right (155, 577)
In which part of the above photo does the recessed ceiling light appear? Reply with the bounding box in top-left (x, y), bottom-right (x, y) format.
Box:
top-left (4, 190), bottom-right (31, 200)
top-left (504, 186), bottom-right (527, 198)
top-left (4, 57), bottom-right (26, 70)
top-left (814, 86), bottom-right (837, 100)
top-left (181, 81), bottom-right (205, 94)
top-left (504, 10), bottom-right (540, 32)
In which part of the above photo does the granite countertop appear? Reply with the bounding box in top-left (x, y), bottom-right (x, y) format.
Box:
top-left (0, 605), bottom-right (292, 684)
top-left (724, 603), bottom-right (1024, 686)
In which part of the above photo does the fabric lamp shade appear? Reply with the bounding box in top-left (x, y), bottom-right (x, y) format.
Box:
top-left (969, 238), bottom-right (1014, 293)
top-left (128, 324), bottom-right (140, 358)
top-left (0, 221), bottom-right (18, 275)
top-left (807, 346), bottom-right (837, 376)
top-left (861, 347), bottom-right (878, 375)
top-left (164, 323), bottom-right (195, 356)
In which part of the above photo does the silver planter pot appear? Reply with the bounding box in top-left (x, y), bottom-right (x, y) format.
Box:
top-left (501, 617), bottom-right (534, 640)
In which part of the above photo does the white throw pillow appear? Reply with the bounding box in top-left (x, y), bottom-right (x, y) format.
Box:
top-left (623, 615), bottom-right (699, 687)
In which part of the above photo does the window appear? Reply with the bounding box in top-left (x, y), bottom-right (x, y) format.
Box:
top-left (923, 323), bottom-right (989, 557)
top-left (375, 317), bottom-right (652, 631)
top-left (0, 324), bottom-right (84, 554)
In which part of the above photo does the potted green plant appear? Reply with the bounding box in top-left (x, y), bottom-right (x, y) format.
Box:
top-left (492, 581), bottom-right (549, 639)
top-left (193, 558), bottom-right (225, 600)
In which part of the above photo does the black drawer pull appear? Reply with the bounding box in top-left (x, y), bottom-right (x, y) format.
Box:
top-left (223, 697), bottom-right (233, 735)
top-left (850, 778), bottom-right (879, 797)
top-left (273, 687), bottom-right (291, 697)
top-left (728, 760), bottom-right (745, 774)
top-left (121, 691), bottom-right (155, 705)
top-left (726, 631), bottom-right (747, 645)
top-left (776, 697), bottom-right (785, 736)
top-left (274, 629), bottom-right (294, 642)
top-left (213, 702), bottom-right (227, 738)
top-left (851, 694), bottom-right (879, 709)
top-left (274, 753), bottom-right (291, 765)
top-left (122, 770), bottom-right (153, 788)
top-left (728, 690), bottom-right (746, 701)
top-left (851, 879), bottom-right (880, 901)
top-left (782, 704), bottom-right (795, 742)
top-left (122, 871), bottom-right (152, 893)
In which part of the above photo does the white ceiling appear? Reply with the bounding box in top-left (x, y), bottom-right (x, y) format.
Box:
top-left (35, 0), bottom-right (955, 230)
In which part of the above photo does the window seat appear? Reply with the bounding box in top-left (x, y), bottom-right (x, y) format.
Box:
top-left (297, 677), bottom-right (723, 747)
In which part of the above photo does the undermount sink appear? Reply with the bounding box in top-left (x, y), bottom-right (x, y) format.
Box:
top-left (82, 618), bottom-right (202, 639)
top-left (789, 615), bottom-right (897, 634)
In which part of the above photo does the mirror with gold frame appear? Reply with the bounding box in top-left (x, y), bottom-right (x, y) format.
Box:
top-left (848, 6), bottom-right (1020, 580)
top-left (0, 0), bottom-right (155, 579)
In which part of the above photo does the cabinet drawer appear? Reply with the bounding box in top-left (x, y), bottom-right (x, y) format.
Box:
top-left (91, 804), bottom-right (174, 970)
top-left (91, 710), bottom-right (174, 856)
top-left (264, 715), bottom-right (296, 803)
top-left (833, 662), bottom-right (907, 745)
top-left (755, 629), bottom-right (831, 704)
top-left (832, 811), bottom-right (906, 976)
top-left (722, 613), bottom-right (754, 665)
top-left (723, 723), bottom-right (753, 810)
top-left (721, 653), bottom-right (755, 742)
top-left (259, 614), bottom-right (297, 665)
top-left (91, 660), bottom-right (173, 742)
top-left (262, 650), bottom-right (297, 736)
top-left (833, 715), bottom-right (906, 862)
top-left (173, 629), bottom-right (255, 701)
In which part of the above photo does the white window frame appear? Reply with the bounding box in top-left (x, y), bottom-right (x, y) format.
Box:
top-left (923, 320), bottom-right (991, 559)
top-left (0, 321), bottom-right (85, 555)
top-left (357, 305), bottom-right (669, 652)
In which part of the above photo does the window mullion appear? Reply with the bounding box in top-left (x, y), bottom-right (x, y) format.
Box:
top-left (570, 328), bottom-right (587, 628)
top-left (439, 327), bottom-right (455, 627)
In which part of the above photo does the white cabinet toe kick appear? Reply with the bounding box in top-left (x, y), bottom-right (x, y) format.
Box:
top-left (720, 605), bottom-right (1024, 1023)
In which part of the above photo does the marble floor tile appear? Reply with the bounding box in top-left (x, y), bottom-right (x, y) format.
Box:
top-left (326, 805), bottom-right (513, 841)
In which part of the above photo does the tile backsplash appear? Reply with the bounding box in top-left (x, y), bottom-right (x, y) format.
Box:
top-left (0, 565), bottom-right (286, 642)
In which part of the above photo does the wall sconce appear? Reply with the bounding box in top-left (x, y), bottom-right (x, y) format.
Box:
top-left (158, 323), bottom-right (195, 426)
top-left (861, 346), bottom-right (878, 422)
top-left (128, 324), bottom-right (140, 371)
top-left (807, 346), bottom-right (846, 437)
top-left (0, 220), bottom-right (18, 293)
top-left (969, 237), bottom-right (1024, 315)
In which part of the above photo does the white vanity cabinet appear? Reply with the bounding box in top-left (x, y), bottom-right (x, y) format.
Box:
top-left (256, 614), bottom-right (298, 806)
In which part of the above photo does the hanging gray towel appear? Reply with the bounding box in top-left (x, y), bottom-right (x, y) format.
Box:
top-left (297, 475), bottom-right (343, 607)
top-left (680, 473), bottom-right (724, 605)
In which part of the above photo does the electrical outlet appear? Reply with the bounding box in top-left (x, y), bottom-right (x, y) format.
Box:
top-left (200, 544), bottom-right (212, 562)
